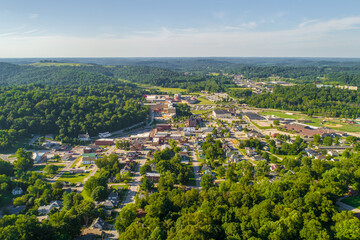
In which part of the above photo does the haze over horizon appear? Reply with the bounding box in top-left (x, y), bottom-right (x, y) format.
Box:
top-left (1, 0), bottom-right (360, 58)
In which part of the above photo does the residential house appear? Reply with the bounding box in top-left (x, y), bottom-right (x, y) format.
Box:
top-left (78, 133), bottom-right (91, 141)
top-left (90, 217), bottom-right (106, 230)
top-left (107, 191), bottom-right (119, 203)
top-left (12, 187), bottom-right (23, 195)
top-left (120, 164), bottom-right (132, 175)
top-left (269, 164), bottom-right (279, 171)
top-left (179, 148), bottom-right (189, 157)
top-left (304, 148), bottom-right (320, 158)
top-left (202, 164), bottom-right (212, 171)
top-left (328, 151), bottom-right (339, 157)
top-left (38, 201), bottom-right (62, 215)
top-left (99, 200), bottom-right (116, 209)
top-left (228, 154), bottom-right (240, 163)
top-left (146, 172), bottom-right (161, 182)
top-left (203, 169), bottom-right (216, 178)
top-left (245, 147), bottom-right (257, 157)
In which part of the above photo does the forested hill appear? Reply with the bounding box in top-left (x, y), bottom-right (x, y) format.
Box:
top-left (0, 62), bottom-right (236, 92)
top-left (246, 85), bottom-right (360, 118)
top-left (0, 63), bottom-right (119, 86)
top-left (0, 84), bottom-right (149, 149)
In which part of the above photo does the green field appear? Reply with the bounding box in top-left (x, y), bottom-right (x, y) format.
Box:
top-left (111, 184), bottom-right (129, 190)
top-left (260, 110), bottom-right (360, 132)
top-left (81, 190), bottom-right (93, 202)
top-left (58, 172), bottom-right (91, 183)
top-left (155, 87), bottom-right (186, 94)
top-left (341, 195), bottom-right (360, 209)
top-left (31, 62), bottom-right (93, 67)
top-left (251, 121), bottom-right (273, 130)
top-left (194, 97), bottom-right (216, 105)
top-left (191, 109), bottom-right (212, 115)
top-left (70, 156), bottom-right (82, 168)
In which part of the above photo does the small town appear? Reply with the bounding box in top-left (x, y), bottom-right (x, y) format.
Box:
top-left (1, 91), bottom-right (359, 239)
top-left (2, 1), bottom-right (360, 239)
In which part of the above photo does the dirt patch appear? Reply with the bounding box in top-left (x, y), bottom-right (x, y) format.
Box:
top-left (325, 124), bottom-right (343, 128)
top-left (253, 120), bottom-right (271, 127)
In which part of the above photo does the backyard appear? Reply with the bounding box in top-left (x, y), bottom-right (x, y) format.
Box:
top-left (341, 195), bottom-right (360, 209)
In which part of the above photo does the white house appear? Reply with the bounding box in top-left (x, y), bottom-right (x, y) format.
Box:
top-left (12, 187), bottom-right (23, 195)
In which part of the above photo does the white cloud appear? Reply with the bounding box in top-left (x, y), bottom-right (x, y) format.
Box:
top-left (241, 21), bottom-right (257, 29)
top-left (1, 16), bottom-right (360, 57)
top-left (29, 13), bottom-right (39, 19)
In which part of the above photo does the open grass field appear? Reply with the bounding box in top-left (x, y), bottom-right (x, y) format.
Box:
top-left (111, 184), bottom-right (129, 190)
top-left (70, 156), bottom-right (82, 168)
top-left (155, 87), bottom-right (186, 94)
top-left (81, 190), bottom-right (93, 202)
top-left (341, 195), bottom-right (360, 209)
top-left (191, 109), bottom-right (212, 115)
top-left (251, 121), bottom-right (273, 130)
top-left (194, 97), bottom-right (216, 105)
top-left (57, 171), bottom-right (91, 183)
top-left (260, 110), bottom-right (360, 132)
top-left (31, 62), bottom-right (93, 67)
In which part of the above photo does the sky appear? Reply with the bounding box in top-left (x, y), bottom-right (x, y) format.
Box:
top-left (1, 0), bottom-right (360, 58)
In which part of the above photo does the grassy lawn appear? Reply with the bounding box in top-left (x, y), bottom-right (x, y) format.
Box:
top-left (0, 192), bottom-right (14, 208)
top-left (81, 190), bottom-right (93, 202)
top-left (194, 97), bottom-right (216, 105)
top-left (58, 171), bottom-right (91, 183)
top-left (31, 62), bottom-right (93, 67)
top-left (191, 109), bottom-right (212, 115)
top-left (239, 149), bottom-right (247, 156)
top-left (261, 109), bottom-right (360, 132)
top-left (111, 184), bottom-right (129, 190)
top-left (251, 121), bottom-right (273, 130)
top-left (341, 195), bottom-right (360, 209)
top-left (155, 87), bottom-right (186, 94)
top-left (70, 156), bottom-right (82, 168)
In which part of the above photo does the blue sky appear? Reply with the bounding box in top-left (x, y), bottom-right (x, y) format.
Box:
top-left (1, 0), bottom-right (360, 57)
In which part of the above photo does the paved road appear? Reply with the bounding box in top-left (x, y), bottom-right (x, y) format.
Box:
top-left (336, 198), bottom-right (360, 213)
top-left (105, 154), bottom-right (148, 239)
top-left (190, 143), bottom-right (201, 189)
top-left (121, 157), bottom-right (147, 205)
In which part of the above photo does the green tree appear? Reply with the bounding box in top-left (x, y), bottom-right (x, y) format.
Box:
top-left (115, 204), bottom-right (137, 233)
top-left (140, 164), bottom-right (151, 176)
top-left (200, 174), bottom-right (214, 190)
top-left (323, 136), bottom-right (333, 146)
top-left (91, 186), bottom-right (108, 201)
